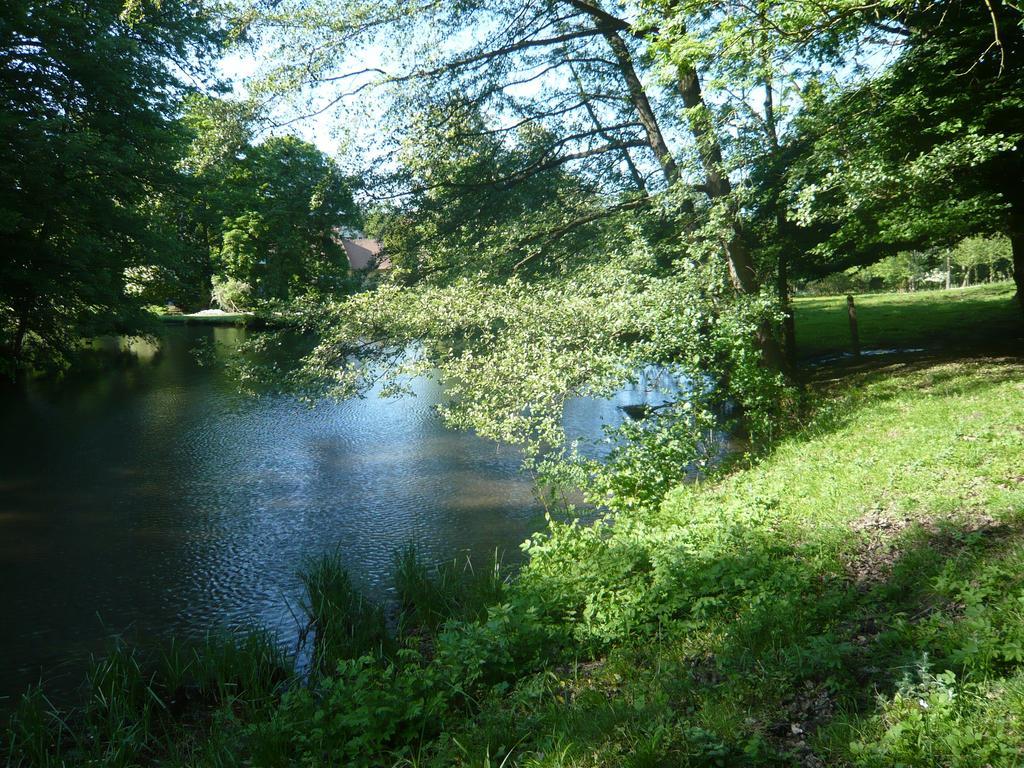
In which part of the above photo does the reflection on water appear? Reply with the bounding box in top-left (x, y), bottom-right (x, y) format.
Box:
top-left (0, 327), bottom-right (677, 704)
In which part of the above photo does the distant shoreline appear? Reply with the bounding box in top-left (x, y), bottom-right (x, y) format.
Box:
top-left (156, 311), bottom-right (253, 327)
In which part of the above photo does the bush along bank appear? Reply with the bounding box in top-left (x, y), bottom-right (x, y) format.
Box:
top-left (5, 357), bottom-right (1024, 767)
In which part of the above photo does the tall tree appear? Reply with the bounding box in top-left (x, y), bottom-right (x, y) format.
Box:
top-left (0, 0), bottom-right (221, 376)
top-left (780, 0), bottom-right (1024, 314)
top-left (171, 94), bottom-right (259, 308)
top-left (231, 0), bottom-right (799, 460)
top-left (248, 0), bottom-right (793, 367)
top-left (216, 135), bottom-right (361, 301)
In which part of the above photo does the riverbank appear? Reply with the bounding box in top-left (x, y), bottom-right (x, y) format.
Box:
top-left (793, 282), bottom-right (1021, 359)
top-left (0, 322), bottom-right (550, 716)
top-left (5, 348), bottom-right (1024, 766)
top-left (156, 310), bottom-right (252, 326)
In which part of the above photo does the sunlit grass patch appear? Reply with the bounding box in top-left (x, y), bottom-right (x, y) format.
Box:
top-left (490, 357), bottom-right (1024, 764)
top-left (793, 282), bottom-right (1020, 358)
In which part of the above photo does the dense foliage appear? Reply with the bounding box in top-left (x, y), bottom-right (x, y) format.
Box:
top-left (229, 0), bottom-right (1024, 474)
top-left (175, 96), bottom-right (362, 308)
top-left (781, 0), bottom-right (1024, 291)
top-left (0, 7), bottom-right (363, 378)
top-left (0, 0), bottom-right (220, 376)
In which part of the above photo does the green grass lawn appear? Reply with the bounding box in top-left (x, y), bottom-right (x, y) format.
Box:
top-left (794, 282), bottom-right (1022, 359)
top-left (456, 356), bottom-right (1024, 766)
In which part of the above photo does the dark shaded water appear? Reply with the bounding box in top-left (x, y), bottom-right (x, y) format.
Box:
top-left (0, 326), bottom-right (672, 706)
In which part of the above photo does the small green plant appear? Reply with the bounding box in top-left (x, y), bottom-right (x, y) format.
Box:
top-left (248, 651), bottom-right (452, 767)
top-left (4, 687), bottom-right (67, 768)
top-left (2, 634), bottom-right (292, 768)
top-left (210, 275), bottom-right (252, 313)
top-left (188, 630), bottom-right (292, 712)
top-left (299, 551), bottom-right (390, 671)
top-left (847, 662), bottom-right (1024, 767)
top-left (394, 545), bottom-right (507, 635)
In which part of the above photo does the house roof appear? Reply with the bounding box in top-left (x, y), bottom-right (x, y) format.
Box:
top-left (341, 238), bottom-right (391, 271)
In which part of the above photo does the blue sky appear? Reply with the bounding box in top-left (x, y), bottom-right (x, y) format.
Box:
top-left (218, 48), bottom-right (352, 156)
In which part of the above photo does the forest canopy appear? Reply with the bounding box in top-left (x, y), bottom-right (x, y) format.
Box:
top-left (0, 2), bottom-right (360, 377)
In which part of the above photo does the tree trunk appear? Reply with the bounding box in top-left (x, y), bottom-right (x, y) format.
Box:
top-left (12, 311), bottom-right (28, 364)
top-left (568, 59), bottom-right (647, 192)
top-left (573, 1), bottom-right (787, 373)
top-left (676, 65), bottom-right (760, 292)
top-left (778, 252), bottom-right (797, 369)
top-left (1011, 212), bottom-right (1024, 318)
top-left (763, 74), bottom-right (797, 368)
top-left (597, 25), bottom-right (679, 186)
top-left (561, 1), bottom-right (678, 186)
top-left (675, 64), bottom-right (788, 373)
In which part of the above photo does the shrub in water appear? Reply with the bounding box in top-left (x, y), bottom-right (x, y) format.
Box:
top-left (300, 551), bottom-right (390, 672)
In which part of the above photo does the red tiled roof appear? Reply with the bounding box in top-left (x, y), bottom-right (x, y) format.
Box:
top-left (341, 238), bottom-right (391, 271)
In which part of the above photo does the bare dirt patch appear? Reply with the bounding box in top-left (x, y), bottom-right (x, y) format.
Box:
top-left (766, 681), bottom-right (837, 768)
top-left (845, 509), bottom-right (1005, 587)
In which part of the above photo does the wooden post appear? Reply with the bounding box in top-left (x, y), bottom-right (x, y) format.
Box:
top-left (847, 294), bottom-right (860, 358)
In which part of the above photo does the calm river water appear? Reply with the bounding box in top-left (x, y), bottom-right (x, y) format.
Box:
top-left (0, 325), bottom-right (675, 705)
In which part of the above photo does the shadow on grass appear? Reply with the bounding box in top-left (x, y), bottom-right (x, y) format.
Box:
top-left (474, 505), bottom-right (1024, 766)
top-left (793, 284), bottom-right (1022, 360)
